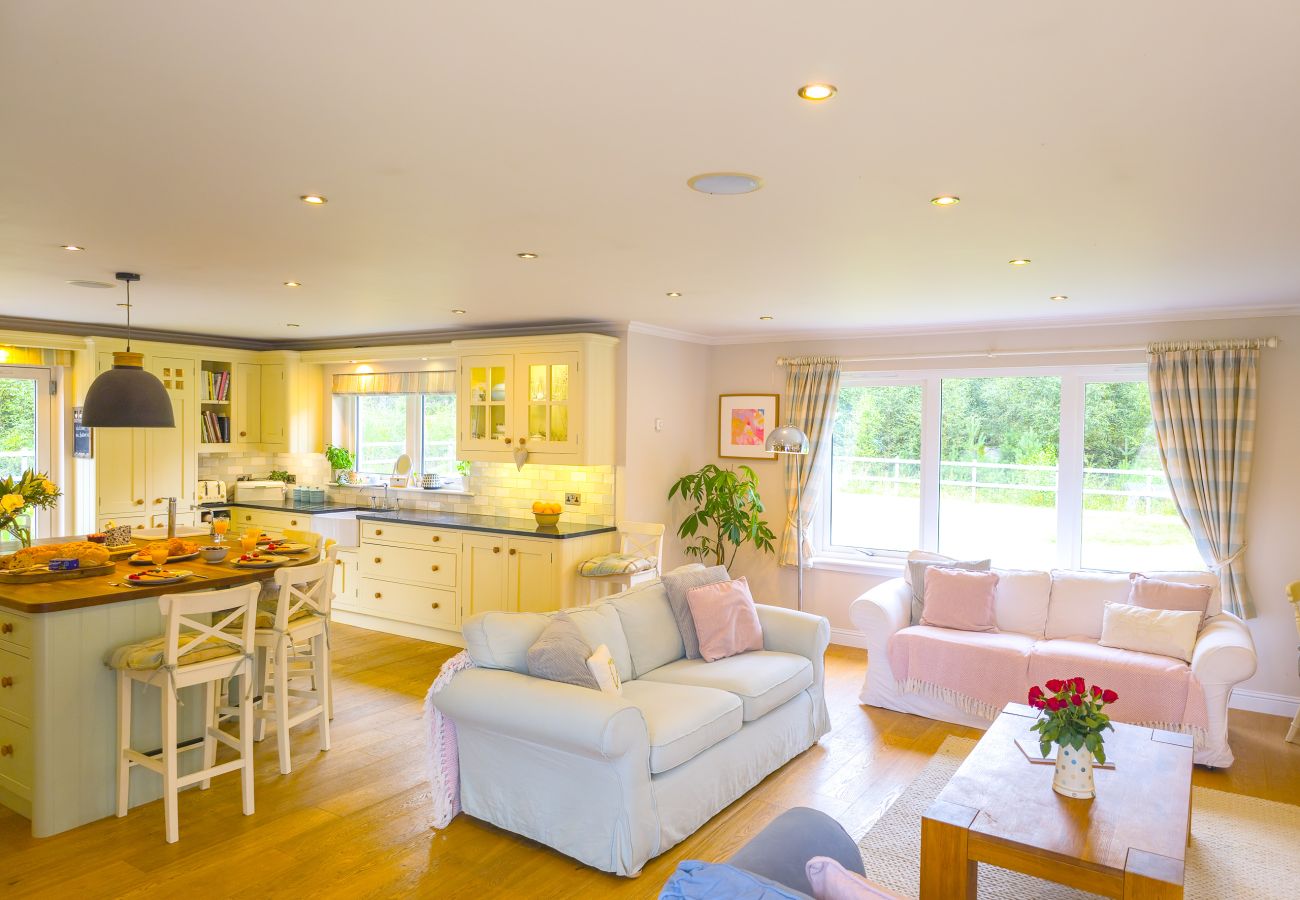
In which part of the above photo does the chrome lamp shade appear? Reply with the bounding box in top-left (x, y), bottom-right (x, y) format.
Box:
top-left (765, 424), bottom-right (809, 454)
top-left (81, 351), bottom-right (175, 428)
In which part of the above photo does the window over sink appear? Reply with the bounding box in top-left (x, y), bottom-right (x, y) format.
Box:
top-left (332, 369), bottom-right (462, 487)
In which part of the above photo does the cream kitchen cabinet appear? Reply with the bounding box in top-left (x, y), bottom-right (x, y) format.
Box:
top-left (229, 506), bottom-right (316, 533)
top-left (461, 533), bottom-right (558, 616)
top-left (94, 353), bottom-right (197, 520)
top-left (332, 547), bottom-right (359, 611)
top-left (455, 334), bottom-right (617, 465)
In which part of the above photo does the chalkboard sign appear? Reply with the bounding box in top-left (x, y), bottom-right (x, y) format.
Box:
top-left (73, 406), bottom-right (93, 459)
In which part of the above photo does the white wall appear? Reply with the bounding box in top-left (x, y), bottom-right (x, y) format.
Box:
top-left (692, 314), bottom-right (1300, 703)
top-left (619, 328), bottom-right (711, 571)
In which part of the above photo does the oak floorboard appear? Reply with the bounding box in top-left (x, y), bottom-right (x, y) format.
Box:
top-left (1, 632), bottom-right (1296, 899)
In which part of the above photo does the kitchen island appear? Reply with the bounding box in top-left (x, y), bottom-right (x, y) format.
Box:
top-left (0, 545), bottom-right (320, 836)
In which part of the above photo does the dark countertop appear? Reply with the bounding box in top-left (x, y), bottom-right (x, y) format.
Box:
top-left (201, 499), bottom-right (366, 514)
top-left (357, 510), bottom-right (616, 540)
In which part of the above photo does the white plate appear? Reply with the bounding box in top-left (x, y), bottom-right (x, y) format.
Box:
top-left (233, 554), bottom-right (290, 568)
top-left (125, 569), bottom-right (194, 586)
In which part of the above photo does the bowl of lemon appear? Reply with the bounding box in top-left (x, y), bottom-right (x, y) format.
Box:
top-left (532, 501), bottom-right (562, 527)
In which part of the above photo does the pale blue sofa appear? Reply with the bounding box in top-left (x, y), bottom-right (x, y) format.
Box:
top-left (432, 573), bottom-right (832, 876)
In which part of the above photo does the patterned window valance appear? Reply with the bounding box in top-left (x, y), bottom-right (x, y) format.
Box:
top-left (0, 345), bottom-right (72, 366)
top-left (331, 370), bottom-right (455, 395)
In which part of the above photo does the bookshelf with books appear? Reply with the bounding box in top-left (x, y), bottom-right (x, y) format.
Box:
top-left (199, 360), bottom-right (233, 447)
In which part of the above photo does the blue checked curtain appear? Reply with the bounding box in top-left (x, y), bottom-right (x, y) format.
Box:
top-left (779, 358), bottom-right (841, 566)
top-left (1147, 342), bottom-right (1260, 618)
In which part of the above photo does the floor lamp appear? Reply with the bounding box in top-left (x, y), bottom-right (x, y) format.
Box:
top-left (766, 424), bottom-right (810, 611)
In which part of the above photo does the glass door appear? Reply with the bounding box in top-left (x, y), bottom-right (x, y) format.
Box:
top-left (460, 354), bottom-right (514, 452)
top-left (518, 352), bottom-right (579, 455)
top-left (0, 366), bottom-right (54, 539)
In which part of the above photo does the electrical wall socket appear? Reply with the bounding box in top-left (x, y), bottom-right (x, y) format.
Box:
top-left (564, 492), bottom-right (581, 506)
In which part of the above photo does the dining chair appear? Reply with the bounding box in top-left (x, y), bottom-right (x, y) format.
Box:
top-left (576, 522), bottom-right (665, 603)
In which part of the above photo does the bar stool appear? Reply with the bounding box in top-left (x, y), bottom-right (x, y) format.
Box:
top-left (108, 582), bottom-right (259, 843)
top-left (577, 522), bottom-right (665, 603)
top-left (244, 554), bottom-right (335, 774)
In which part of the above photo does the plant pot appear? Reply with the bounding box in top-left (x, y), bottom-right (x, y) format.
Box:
top-left (1052, 744), bottom-right (1096, 799)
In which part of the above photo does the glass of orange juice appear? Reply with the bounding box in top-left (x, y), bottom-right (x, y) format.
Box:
top-left (149, 544), bottom-right (169, 571)
top-left (212, 517), bottom-right (230, 544)
top-left (240, 530), bottom-right (258, 553)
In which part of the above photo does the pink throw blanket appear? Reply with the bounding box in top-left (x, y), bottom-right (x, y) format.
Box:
top-left (887, 626), bottom-right (1209, 744)
top-left (424, 650), bottom-right (475, 829)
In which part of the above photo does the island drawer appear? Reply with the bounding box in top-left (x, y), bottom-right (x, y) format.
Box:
top-left (0, 713), bottom-right (32, 796)
top-left (361, 546), bottom-right (457, 588)
top-left (0, 610), bottom-right (31, 654)
top-left (233, 509), bottom-right (312, 532)
top-left (0, 649), bottom-right (31, 726)
top-left (361, 521), bottom-right (463, 551)
top-left (358, 578), bottom-right (457, 630)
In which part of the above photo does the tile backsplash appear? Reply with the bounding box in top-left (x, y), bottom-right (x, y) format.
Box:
top-left (198, 453), bottom-right (615, 526)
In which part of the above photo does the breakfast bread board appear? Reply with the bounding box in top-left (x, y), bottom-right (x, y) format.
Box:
top-left (0, 561), bottom-right (117, 583)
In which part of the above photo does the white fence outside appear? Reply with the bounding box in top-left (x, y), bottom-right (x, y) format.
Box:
top-left (0, 450), bottom-right (37, 480)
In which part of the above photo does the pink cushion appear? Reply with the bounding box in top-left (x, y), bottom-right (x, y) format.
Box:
top-left (685, 576), bottom-right (764, 662)
top-left (1128, 573), bottom-right (1212, 623)
top-left (919, 566), bottom-right (999, 632)
top-left (806, 857), bottom-right (907, 900)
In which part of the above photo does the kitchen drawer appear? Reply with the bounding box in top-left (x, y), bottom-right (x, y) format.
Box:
top-left (361, 545), bottom-right (457, 588)
top-left (0, 713), bottom-right (32, 796)
top-left (0, 610), bottom-right (32, 654)
top-left (232, 508), bottom-right (310, 532)
top-left (361, 520), bottom-right (462, 551)
top-left (358, 578), bottom-right (457, 630)
top-left (0, 649), bottom-right (31, 726)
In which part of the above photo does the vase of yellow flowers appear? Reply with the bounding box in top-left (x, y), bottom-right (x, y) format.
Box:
top-left (0, 470), bottom-right (61, 548)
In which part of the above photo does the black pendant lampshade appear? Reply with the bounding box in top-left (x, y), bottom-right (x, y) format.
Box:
top-left (81, 273), bottom-right (176, 428)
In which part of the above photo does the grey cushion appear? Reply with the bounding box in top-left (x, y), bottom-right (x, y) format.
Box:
top-left (907, 557), bottom-right (990, 624)
top-left (662, 564), bottom-right (730, 659)
top-left (525, 613), bottom-right (599, 690)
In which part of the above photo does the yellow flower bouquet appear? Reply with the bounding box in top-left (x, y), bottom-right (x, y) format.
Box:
top-left (0, 470), bottom-right (61, 548)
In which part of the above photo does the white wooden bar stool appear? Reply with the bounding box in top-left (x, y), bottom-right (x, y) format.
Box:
top-left (108, 582), bottom-right (259, 844)
top-left (245, 553), bottom-right (334, 774)
top-left (577, 522), bottom-right (665, 603)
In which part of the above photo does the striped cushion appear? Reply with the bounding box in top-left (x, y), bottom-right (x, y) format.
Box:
top-left (105, 633), bottom-right (241, 670)
top-left (578, 553), bottom-right (656, 577)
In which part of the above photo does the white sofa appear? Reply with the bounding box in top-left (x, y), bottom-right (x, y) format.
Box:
top-left (849, 567), bottom-right (1257, 767)
top-left (431, 575), bottom-right (831, 876)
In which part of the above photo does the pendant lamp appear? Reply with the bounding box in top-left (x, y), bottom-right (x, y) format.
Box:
top-left (81, 272), bottom-right (176, 427)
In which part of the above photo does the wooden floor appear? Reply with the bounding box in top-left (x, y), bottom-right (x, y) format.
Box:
top-left (3, 626), bottom-right (1298, 898)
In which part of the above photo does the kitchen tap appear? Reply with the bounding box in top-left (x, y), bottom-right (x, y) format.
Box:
top-left (167, 497), bottom-right (177, 539)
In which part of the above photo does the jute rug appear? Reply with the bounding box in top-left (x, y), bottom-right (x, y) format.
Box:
top-left (857, 736), bottom-right (1298, 899)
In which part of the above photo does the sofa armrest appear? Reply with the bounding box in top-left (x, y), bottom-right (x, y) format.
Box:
top-left (432, 667), bottom-right (648, 760)
top-left (756, 604), bottom-right (831, 668)
top-left (848, 578), bottom-right (911, 648)
top-left (1191, 612), bottom-right (1258, 686)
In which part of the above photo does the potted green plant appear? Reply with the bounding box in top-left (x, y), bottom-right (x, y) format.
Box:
top-left (324, 444), bottom-right (355, 484)
top-left (667, 464), bottom-right (776, 568)
top-left (1027, 677), bottom-right (1118, 799)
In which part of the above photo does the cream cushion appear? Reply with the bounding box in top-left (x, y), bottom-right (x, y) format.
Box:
top-left (1045, 570), bottom-right (1131, 639)
top-left (620, 680), bottom-right (742, 774)
top-left (607, 580), bottom-right (685, 678)
top-left (638, 650), bottom-right (813, 721)
top-left (1099, 601), bottom-right (1201, 663)
top-left (992, 568), bottom-right (1053, 637)
top-left (105, 633), bottom-right (240, 670)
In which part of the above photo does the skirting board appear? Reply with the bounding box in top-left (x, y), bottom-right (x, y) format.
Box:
top-left (828, 628), bottom-right (1300, 719)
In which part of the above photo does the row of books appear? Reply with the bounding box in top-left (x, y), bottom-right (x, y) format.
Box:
top-left (202, 410), bottom-right (231, 444)
top-left (203, 369), bottom-right (231, 401)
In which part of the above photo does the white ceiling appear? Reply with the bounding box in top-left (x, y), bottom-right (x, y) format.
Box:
top-left (2, 1), bottom-right (1299, 343)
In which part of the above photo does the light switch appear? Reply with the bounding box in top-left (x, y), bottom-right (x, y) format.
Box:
top-left (654, 417), bottom-right (664, 432)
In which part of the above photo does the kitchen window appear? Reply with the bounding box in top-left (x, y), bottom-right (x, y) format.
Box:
top-left (332, 369), bottom-right (461, 485)
top-left (819, 366), bottom-right (1201, 572)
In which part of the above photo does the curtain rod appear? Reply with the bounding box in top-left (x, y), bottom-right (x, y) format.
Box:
top-left (776, 337), bottom-right (1279, 366)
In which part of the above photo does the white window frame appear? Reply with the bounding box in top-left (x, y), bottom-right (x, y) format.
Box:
top-left (0, 365), bottom-right (55, 539)
top-left (345, 392), bottom-right (461, 484)
top-left (813, 361), bottom-right (1185, 573)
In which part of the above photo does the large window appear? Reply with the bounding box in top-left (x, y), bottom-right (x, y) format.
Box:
top-left (351, 392), bottom-right (458, 479)
top-left (822, 366), bottom-right (1201, 572)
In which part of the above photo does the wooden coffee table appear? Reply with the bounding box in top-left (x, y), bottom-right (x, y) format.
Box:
top-left (921, 703), bottom-right (1193, 899)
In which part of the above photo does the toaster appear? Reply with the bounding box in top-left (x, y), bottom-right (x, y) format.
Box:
top-left (197, 479), bottom-right (227, 503)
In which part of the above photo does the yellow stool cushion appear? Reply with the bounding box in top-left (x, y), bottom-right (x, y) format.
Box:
top-left (105, 633), bottom-right (241, 670)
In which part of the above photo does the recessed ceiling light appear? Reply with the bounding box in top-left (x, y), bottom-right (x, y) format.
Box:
top-left (1009, 258), bottom-right (1032, 266)
top-left (286, 323), bottom-right (301, 327)
top-left (688, 173), bottom-right (763, 195)
top-left (666, 291), bottom-right (682, 298)
top-left (67, 279), bottom-right (114, 289)
top-left (61, 244), bottom-right (85, 251)
top-left (797, 83), bottom-right (837, 101)
top-left (930, 195), bottom-right (960, 207)
top-left (451, 308), bottom-right (467, 314)
top-left (116, 302), bottom-right (132, 308)
top-left (759, 315), bottom-right (774, 321)
top-left (516, 252), bottom-right (540, 260)
top-left (283, 281), bottom-right (301, 287)
top-left (1050, 295), bottom-right (1069, 302)
top-left (299, 194), bottom-right (327, 205)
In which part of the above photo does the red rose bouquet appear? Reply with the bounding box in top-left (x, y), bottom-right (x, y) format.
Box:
top-left (1027, 677), bottom-right (1118, 764)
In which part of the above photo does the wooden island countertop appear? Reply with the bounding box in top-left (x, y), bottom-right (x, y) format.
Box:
top-left (0, 550), bottom-right (321, 614)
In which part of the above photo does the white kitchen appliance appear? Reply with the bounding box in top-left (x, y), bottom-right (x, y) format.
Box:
top-left (232, 480), bottom-right (287, 504)
top-left (197, 479), bottom-right (227, 503)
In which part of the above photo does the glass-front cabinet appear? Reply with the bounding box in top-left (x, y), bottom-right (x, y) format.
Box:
top-left (459, 354), bottom-right (515, 453)
top-left (521, 352), bottom-right (579, 455)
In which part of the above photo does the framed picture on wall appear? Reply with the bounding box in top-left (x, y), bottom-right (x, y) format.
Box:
top-left (718, 393), bottom-right (779, 459)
